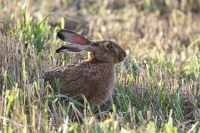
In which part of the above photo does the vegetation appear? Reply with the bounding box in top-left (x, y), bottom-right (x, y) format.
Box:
top-left (0, 0), bottom-right (200, 132)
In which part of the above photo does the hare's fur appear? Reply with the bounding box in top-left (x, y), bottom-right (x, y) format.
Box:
top-left (42, 59), bottom-right (115, 106)
top-left (37, 29), bottom-right (126, 107)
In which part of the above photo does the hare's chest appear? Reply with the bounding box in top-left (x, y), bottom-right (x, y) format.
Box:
top-left (92, 66), bottom-right (115, 104)
top-left (82, 63), bottom-right (116, 105)
top-left (96, 65), bottom-right (115, 88)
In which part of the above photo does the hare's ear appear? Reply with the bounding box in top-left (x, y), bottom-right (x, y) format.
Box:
top-left (57, 29), bottom-right (91, 44)
top-left (56, 45), bottom-right (83, 53)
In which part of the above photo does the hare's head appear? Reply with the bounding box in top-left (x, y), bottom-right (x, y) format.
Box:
top-left (56, 29), bottom-right (126, 64)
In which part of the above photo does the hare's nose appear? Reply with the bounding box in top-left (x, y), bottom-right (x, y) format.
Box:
top-left (123, 51), bottom-right (126, 57)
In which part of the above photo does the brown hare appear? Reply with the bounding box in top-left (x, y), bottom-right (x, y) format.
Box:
top-left (39, 29), bottom-right (126, 107)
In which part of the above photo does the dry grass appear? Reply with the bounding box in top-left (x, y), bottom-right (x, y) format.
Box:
top-left (0, 0), bottom-right (200, 132)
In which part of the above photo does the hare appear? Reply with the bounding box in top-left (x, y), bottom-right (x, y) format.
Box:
top-left (39, 29), bottom-right (126, 107)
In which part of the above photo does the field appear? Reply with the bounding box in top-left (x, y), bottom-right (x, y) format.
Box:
top-left (0, 0), bottom-right (200, 132)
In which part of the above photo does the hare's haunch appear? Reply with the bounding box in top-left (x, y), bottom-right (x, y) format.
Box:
top-left (40, 29), bottom-right (126, 107)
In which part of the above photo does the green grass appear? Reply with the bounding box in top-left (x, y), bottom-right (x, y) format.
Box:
top-left (0, 0), bottom-right (200, 132)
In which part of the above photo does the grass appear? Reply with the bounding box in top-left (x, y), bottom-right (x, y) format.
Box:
top-left (0, 0), bottom-right (200, 132)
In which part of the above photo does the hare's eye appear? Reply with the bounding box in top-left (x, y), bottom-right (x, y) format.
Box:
top-left (106, 44), bottom-right (114, 49)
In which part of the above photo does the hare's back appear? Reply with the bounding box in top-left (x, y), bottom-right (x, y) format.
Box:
top-left (42, 65), bottom-right (75, 89)
top-left (42, 65), bottom-right (75, 79)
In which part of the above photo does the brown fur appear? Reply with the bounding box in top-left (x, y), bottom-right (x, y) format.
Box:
top-left (36, 30), bottom-right (126, 107)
